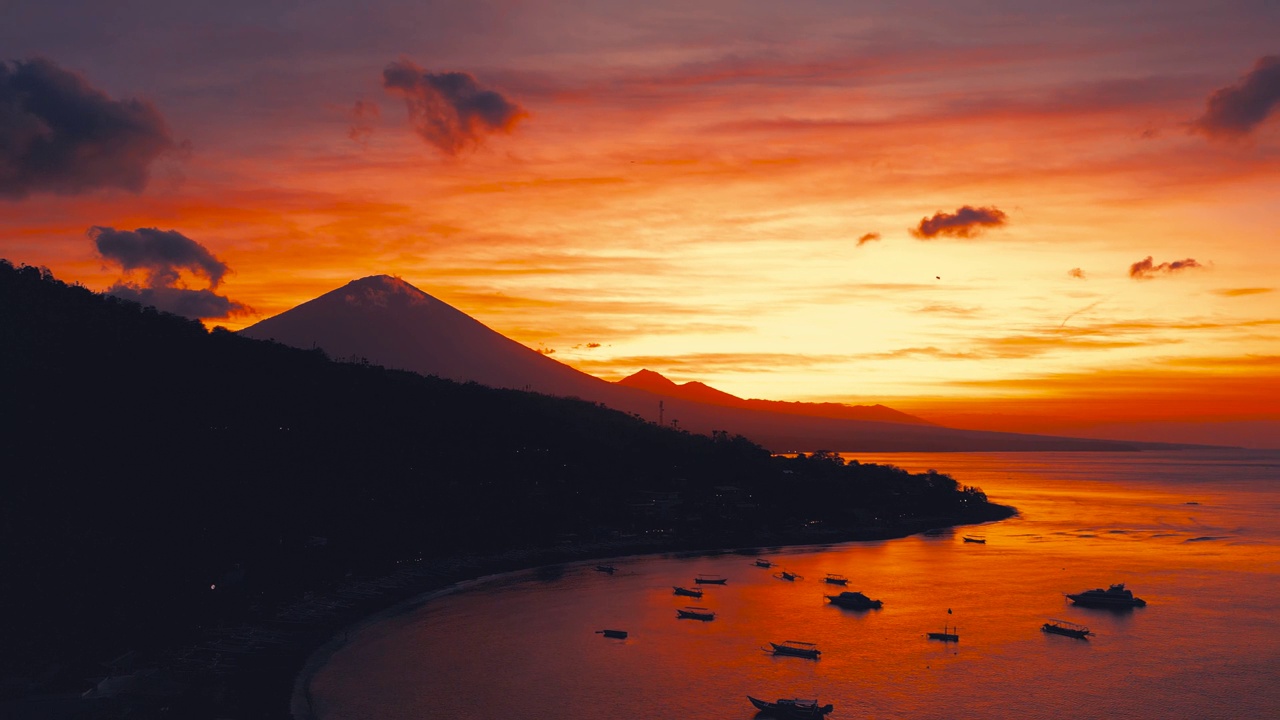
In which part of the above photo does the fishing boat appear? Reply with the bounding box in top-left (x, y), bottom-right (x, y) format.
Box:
top-left (926, 624), bottom-right (959, 642)
top-left (594, 565), bottom-right (616, 574)
top-left (962, 536), bottom-right (986, 544)
top-left (595, 629), bottom-right (627, 639)
top-left (747, 696), bottom-right (834, 718)
top-left (1041, 619), bottom-right (1092, 639)
top-left (754, 558), bottom-right (775, 568)
top-left (1066, 583), bottom-right (1147, 608)
top-left (676, 606), bottom-right (715, 621)
top-left (824, 590), bottom-right (883, 609)
top-left (694, 574), bottom-right (728, 584)
top-left (766, 640), bottom-right (821, 659)
top-left (823, 573), bottom-right (848, 585)
top-left (774, 570), bottom-right (802, 581)
top-left (673, 585), bottom-right (703, 598)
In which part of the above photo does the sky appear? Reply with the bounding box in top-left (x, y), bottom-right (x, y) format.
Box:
top-left (2, 0), bottom-right (1278, 447)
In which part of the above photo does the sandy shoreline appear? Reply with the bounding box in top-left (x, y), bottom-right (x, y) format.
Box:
top-left (287, 505), bottom-right (1014, 719)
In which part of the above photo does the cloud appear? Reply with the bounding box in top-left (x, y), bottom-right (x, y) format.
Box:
top-left (382, 60), bottom-right (525, 155)
top-left (910, 205), bottom-right (1007, 239)
top-left (91, 226), bottom-right (228, 287)
top-left (105, 285), bottom-right (248, 320)
top-left (1068, 268), bottom-right (1086, 279)
top-left (1128, 256), bottom-right (1205, 280)
top-left (1213, 287), bottom-right (1273, 297)
top-left (0, 57), bottom-right (174, 199)
top-left (1193, 55), bottom-right (1280, 138)
top-left (91, 226), bottom-right (248, 320)
top-left (348, 99), bottom-right (380, 146)
top-left (856, 232), bottom-right (881, 247)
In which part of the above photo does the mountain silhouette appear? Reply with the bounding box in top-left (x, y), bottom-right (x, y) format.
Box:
top-left (241, 276), bottom-right (1147, 452)
top-left (617, 368), bottom-right (935, 425)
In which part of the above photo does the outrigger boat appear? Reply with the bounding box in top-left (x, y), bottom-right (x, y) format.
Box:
top-left (754, 558), bottom-right (775, 568)
top-left (926, 624), bottom-right (959, 642)
top-left (765, 640), bottom-right (821, 659)
top-left (824, 590), bottom-right (883, 609)
top-left (823, 573), bottom-right (848, 585)
top-left (676, 606), bottom-right (715, 621)
top-left (774, 570), bottom-right (802, 581)
top-left (595, 629), bottom-right (627, 639)
top-left (694, 574), bottom-right (728, 585)
top-left (594, 565), bottom-right (616, 574)
top-left (1041, 619), bottom-right (1092, 639)
top-left (747, 696), bottom-right (834, 718)
top-left (673, 585), bottom-right (703, 598)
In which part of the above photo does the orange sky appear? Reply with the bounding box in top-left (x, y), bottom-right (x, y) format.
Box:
top-left (2, 1), bottom-right (1278, 447)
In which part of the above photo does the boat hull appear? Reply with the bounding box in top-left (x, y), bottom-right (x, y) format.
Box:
top-left (746, 696), bottom-right (834, 718)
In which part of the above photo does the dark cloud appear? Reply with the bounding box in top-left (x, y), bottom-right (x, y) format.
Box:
top-left (856, 232), bottom-right (881, 247)
top-left (348, 99), bottom-right (380, 146)
top-left (382, 59), bottom-right (526, 155)
top-left (910, 205), bottom-right (1007, 239)
top-left (1193, 55), bottom-right (1280, 138)
top-left (91, 226), bottom-right (228, 288)
top-left (104, 284), bottom-right (248, 320)
top-left (1068, 267), bottom-right (1086, 279)
top-left (0, 57), bottom-right (174, 199)
top-left (1129, 256), bottom-right (1204, 280)
top-left (91, 226), bottom-right (248, 320)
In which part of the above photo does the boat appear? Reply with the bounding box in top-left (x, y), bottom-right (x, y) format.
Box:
top-left (1041, 619), bottom-right (1092, 639)
top-left (676, 606), bottom-right (715, 621)
top-left (594, 565), bottom-right (616, 574)
top-left (1066, 583), bottom-right (1147, 608)
top-left (673, 585), bottom-right (703, 598)
top-left (747, 696), bottom-right (834, 718)
top-left (774, 570), bottom-right (801, 581)
top-left (694, 574), bottom-right (728, 584)
top-left (754, 558), bottom-right (774, 568)
top-left (962, 536), bottom-right (986, 544)
top-left (595, 629), bottom-right (628, 639)
top-left (766, 640), bottom-right (821, 659)
top-left (926, 624), bottom-right (959, 642)
top-left (824, 590), bottom-right (883, 609)
top-left (823, 573), bottom-right (848, 585)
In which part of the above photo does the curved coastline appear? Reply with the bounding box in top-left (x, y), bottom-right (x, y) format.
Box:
top-left (287, 502), bottom-right (1015, 719)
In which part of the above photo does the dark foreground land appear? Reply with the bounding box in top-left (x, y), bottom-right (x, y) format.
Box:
top-left (0, 261), bottom-right (1011, 718)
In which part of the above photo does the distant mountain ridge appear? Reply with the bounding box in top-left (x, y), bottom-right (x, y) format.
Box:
top-left (240, 275), bottom-right (1151, 452)
top-left (617, 369), bottom-right (935, 426)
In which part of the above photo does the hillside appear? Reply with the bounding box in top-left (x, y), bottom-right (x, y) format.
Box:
top-left (616, 368), bottom-right (936, 425)
top-left (0, 260), bottom-right (1009, 714)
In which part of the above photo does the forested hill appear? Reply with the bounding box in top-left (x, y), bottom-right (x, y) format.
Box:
top-left (0, 260), bottom-right (1002, 698)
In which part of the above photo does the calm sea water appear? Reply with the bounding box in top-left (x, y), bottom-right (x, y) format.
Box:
top-left (304, 449), bottom-right (1280, 720)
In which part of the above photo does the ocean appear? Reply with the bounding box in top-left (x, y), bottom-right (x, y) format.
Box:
top-left (301, 449), bottom-right (1280, 719)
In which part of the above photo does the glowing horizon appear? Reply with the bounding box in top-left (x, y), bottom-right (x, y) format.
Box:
top-left (2, 1), bottom-right (1277, 447)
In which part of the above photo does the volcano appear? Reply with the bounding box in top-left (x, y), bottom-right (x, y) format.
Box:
top-left (240, 276), bottom-right (1143, 452)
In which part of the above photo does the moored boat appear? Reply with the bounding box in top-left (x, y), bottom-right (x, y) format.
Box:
top-left (774, 570), bottom-right (801, 581)
top-left (766, 640), bottom-right (821, 659)
top-left (694, 574), bottom-right (728, 584)
top-left (962, 536), bottom-right (986, 544)
top-left (594, 564), bottom-right (616, 574)
top-left (676, 606), bottom-right (715, 621)
top-left (595, 629), bottom-right (628, 639)
top-left (754, 558), bottom-right (774, 568)
top-left (926, 624), bottom-right (959, 642)
top-left (823, 573), bottom-right (848, 585)
top-left (1066, 583), bottom-right (1147, 608)
top-left (824, 590), bottom-right (883, 609)
top-left (1041, 619), bottom-right (1092, 639)
top-left (673, 585), bottom-right (703, 598)
top-left (747, 696), bottom-right (834, 718)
